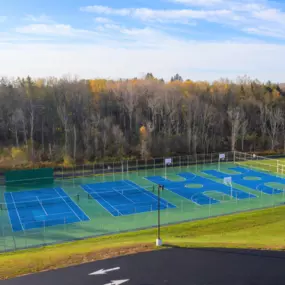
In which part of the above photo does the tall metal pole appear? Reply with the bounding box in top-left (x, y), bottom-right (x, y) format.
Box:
top-left (156, 184), bottom-right (162, 246)
top-left (157, 184), bottom-right (160, 240)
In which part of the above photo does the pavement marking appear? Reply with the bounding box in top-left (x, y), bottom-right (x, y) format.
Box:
top-left (89, 267), bottom-right (120, 275)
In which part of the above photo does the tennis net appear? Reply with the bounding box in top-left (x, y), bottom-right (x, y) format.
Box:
top-left (87, 186), bottom-right (156, 199)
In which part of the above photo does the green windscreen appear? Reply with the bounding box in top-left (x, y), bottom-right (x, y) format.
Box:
top-left (5, 168), bottom-right (54, 186)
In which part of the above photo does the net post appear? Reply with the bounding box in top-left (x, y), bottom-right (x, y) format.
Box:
top-left (136, 159), bottom-right (138, 172)
top-left (233, 150), bottom-right (236, 164)
top-left (195, 154), bottom-right (198, 172)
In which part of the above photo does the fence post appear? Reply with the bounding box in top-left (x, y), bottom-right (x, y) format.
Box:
top-left (112, 161), bottom-right (115, 181)
top-left (102, 162), bottom-right (105, 182)
top-left (187, 155), bottom-right (189, 168)
top-left (208, 199), bottom-right (211, 217)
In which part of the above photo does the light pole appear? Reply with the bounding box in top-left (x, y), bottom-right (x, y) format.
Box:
top-left (156, 184), bottom-right (163, 246)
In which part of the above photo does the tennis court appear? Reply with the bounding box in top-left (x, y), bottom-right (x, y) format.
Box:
top-left (81, 180), bottom-right (175, 216)
top-left (4, 187), bottom-right (90, 232)
top-left (146, 172), bottom-right (256, 205)
top-left (204, 166), bottom-right (285, 195)
top-left (1, 151), bottom-right (285, 252)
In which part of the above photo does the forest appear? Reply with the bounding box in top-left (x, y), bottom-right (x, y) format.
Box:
top-left (0, 73), bottom-right (284, 168)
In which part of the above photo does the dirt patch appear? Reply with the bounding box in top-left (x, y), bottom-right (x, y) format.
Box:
top-left (2, 243), bottom-right (157, 280)
top-left (54, 243), bottom-right (156, 267)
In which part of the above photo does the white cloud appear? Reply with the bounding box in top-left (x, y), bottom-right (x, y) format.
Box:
top-left (80, 5), bottom-right (130, 16)
top-left (81, 5), bottom-right (233, 25)
top-left (0, 39), bottom-right (284, 83)
top-left (132, 8), bottom-right (232, 21)
top-left (94, 17), bottom-right (114, 24)
top-left (23, 14), bottom-right (53, 23)
top-left (15, 24), bottom-right (97, 38)
top-left (80, 3), bottom-right (285, 39)
top-left (81, 5), bottom-right (232, 20)
top-left (243, 27), bottom-right (285, 38)
top-left (252, 8), bottom-right (285, 25)
top-left (171, 0), bottom-right (224, 6)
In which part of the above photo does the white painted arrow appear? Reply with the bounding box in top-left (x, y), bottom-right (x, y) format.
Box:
top-left (104, 279), bottom-right (129, 285)
top-left (89, 267), bottom-right (120, 275)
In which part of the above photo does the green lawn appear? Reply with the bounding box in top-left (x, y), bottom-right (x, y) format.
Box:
top-left (1, 205), bottom-right (285, 280)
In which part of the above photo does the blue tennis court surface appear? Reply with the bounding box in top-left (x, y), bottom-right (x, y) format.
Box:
top-left (203, 166), bottom-right (285, 195)
top-left (4, 188), bottom-right (90, 232)
top-left (81, 180), bottom-right (176, 216)
top-left (146, 172), bottom-right (256, 205)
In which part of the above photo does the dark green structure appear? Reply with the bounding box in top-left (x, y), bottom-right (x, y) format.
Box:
top-left (5, 168), bottom-right (54, 187)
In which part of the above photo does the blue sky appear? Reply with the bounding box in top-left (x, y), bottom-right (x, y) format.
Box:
top-left (1, 0), bottom-right (285, 82)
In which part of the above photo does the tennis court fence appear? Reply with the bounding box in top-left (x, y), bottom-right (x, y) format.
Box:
top-left (51, 151), bottom-right (285, 181)
top-left (52, 152), bottom-right (236, 180)
top-left (1, 151), bottom-right (284, 184)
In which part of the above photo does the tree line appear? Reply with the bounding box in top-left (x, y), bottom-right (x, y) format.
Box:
top-left (0, 74), bottom-right (284, 166)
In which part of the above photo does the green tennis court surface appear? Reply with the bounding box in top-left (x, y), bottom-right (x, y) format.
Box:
top-left (1, 151), bottom-right (285, 253)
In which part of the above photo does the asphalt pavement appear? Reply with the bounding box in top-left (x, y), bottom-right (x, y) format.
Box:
top-left (3, 246), bottom-right (285, 285)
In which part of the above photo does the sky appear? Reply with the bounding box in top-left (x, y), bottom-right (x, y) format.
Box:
top-left (1, 0), bottom-right (285, 82)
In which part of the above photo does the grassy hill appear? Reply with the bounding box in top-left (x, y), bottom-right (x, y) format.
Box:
top-left (1, 205), bottom-right (285, 280)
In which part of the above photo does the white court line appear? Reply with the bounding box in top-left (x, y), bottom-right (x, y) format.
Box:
top-left (84, 185), bottom-right (121, 216)
top-left (4, 195), bottom-right (16, 232)
top-left (53, 188), bottom-right (82, 222)
top-left (124, 180), bottom-right (171, 207)
top-left (10, 193), bottom-right (24, 231)
top-left (33, 211), bottom-right (72, 219)
top-left (36, 196), bottom-right (48, 216)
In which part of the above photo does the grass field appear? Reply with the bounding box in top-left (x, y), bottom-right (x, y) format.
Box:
top-left (1, 204), bottom-right (285, 280)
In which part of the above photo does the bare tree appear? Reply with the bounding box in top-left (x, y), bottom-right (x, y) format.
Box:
top-left (267, 107), bottom-right (283, 150)
top-left (227, 107), bottom-right (244, 151)
top-left (240, 119), bottom-right (248, 151)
